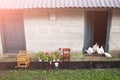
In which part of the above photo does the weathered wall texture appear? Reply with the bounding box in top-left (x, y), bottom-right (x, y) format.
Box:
top-left (24, 9), bottom-right (84, 53)
top-left (109, 9), bottom-right (120, 53)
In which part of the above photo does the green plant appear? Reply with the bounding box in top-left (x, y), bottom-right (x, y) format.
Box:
top-left (54, 51), bottom-right (61, 61)
top-left (35, 51), bottom-right (45, 61)
top-left (47, 52), bottom-right (56, 62)
top-left (48, 51), bottom-right (61, 62)
top-left (34, 51), bottom-right (61, 62)
top-left (43, 54), bottom-right (49, 62)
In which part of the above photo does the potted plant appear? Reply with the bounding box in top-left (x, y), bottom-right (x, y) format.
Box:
top-left (54, 62), bottom-right (59, 69)
top-left (35, 51), bottom-right (45, 62)
top-left (46, 52), bottom-right (55, 65)
top-left (52, 51), bottom-right (61, 69)
top-left (54, 51), bottom-right (61, 62)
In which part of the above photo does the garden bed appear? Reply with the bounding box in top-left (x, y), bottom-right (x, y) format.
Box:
top-left (0, 53), bottom-right (120, 70)
top-left (0, 61), bottom-right (120, 70)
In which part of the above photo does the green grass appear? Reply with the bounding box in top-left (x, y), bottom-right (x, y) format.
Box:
top-left (0, 69), bottom-right (120, 80)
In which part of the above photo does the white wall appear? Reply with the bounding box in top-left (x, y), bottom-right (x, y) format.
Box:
top-left (109, 9), bottom-right (120, 52)
top-left (0, 15), bottom-right (3, 55)
top-left (0, 8), bottom-right (120, 54)
top-left (0, 8), bottom-right (120, 55)
top-left (24, 9), bottom-right (84, 53)
top-left (0, 31), bottom-right (3, 55)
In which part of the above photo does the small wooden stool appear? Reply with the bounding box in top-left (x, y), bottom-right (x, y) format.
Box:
top-left (62, 48), bottom-right (71, 62)
top-left (15, 50), bottom-right (30, 68)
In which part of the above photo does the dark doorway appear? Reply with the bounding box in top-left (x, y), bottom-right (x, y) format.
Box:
top-left (83, 11), bottom-right (109, 53)
top-left (2, 12), bottom-right (26, 53)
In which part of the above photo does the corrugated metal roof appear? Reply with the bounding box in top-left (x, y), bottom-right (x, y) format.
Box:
top-left (0, 0), bottom-right (120, 9)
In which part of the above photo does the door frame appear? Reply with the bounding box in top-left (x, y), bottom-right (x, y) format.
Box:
top-left (0, 10), bottom-right (26, 53)
top-left (83, 11), bottom-right (91, 53)
top-left (105, 11), bottom-right (112, 52)
top-left (83, 10), bottom-right (112, 53)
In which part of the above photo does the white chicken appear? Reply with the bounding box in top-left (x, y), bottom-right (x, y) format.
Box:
top-left (93, 43), bottom-right (98, 52)
top-left (96, 46), bottom-right (102, 55)
top-left (85, 47), bottom-right (94, 55)
top-left (99, 46), bottom-right (104, 54)
top-left (104, 52), bottom-right (112, 57)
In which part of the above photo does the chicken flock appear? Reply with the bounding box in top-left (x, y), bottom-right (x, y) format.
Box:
top-left (85, 43), bottom-right (112, 57)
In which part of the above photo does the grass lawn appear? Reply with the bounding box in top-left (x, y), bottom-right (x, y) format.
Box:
top-left (0, 68), bottom-right (120, 80)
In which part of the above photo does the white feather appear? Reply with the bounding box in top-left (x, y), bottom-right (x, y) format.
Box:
top-left (96, 46), bottom-right (102, 54)
top-left (104, 52), bottom-right (112, 57)
top-left (93, 43), bottom-right (98, 52)
top-left (100, 46), bottom-right (104, 54)
top-left (85, 47), bottom-right (94, 54)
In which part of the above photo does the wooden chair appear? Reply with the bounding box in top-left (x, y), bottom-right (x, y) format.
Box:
top-left (15, 50), bottom-right (30, 68)
top-left (62, 48), bottom-right (71, 62)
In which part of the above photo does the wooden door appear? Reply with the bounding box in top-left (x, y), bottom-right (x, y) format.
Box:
top-left (3, 12), bottom-right (26, 53)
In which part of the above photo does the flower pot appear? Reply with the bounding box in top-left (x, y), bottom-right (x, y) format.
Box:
top-left (54, 62), bottom-right (59, 68)
top-left (38, 59), bottom-right (42, 62)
